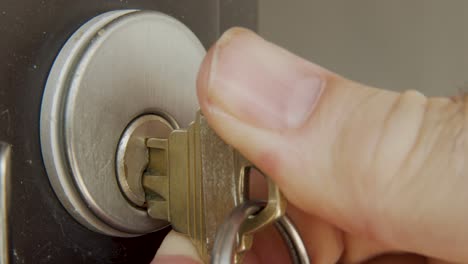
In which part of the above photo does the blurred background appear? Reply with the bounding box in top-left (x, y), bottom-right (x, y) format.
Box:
top-left (258, 0), bottom-right (468, 96)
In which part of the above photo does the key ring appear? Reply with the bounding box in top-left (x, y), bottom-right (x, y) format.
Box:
top-left (211, 200), bottom-right (310, 264)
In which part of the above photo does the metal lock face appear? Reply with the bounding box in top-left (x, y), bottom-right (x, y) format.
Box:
top-left (39, 10), bottom-right (295, 263)
top-left (40, 10), bottom-right (205, 236)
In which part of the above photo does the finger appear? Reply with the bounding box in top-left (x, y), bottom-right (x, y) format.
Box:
top-left (340, 233), bottom-right (398, 263)
top-left (251, 205), bottom-right (402, 264)
top-left (283, 206), bottom-right (396, 264)
top-left (250, 224), bottom-right (291, 264)
top-left (286, 207), bottom-right (344, 263)
top-left (363, 254), bottom-right (426, 264)
top-left (249, 171), bottom-right (394, 264)
top-left (152, 231), bottom-right (202, 264)
top-left (249, 173), bottom-right (434, 263)
top-left (197, 27), bottom-right (468, 262)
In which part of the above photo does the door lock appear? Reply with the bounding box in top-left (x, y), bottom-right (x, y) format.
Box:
top-left (40, 9), bottom-right (288, 263)
top-left (40, 10), bottom-right (204, 236)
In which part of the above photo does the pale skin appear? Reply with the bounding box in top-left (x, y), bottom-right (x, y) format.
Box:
top-left (152, 28), bottom-right (468, 264)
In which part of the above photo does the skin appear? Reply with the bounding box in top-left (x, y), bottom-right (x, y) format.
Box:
top-left (152, 28), bottom-right (468, 264)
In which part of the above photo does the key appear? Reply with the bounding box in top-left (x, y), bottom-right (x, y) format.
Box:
top-left (142, 111), bottom-right (286, 262)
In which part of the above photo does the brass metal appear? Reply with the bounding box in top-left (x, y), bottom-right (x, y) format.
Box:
top-left (143, 137), bottom-right (170, 220)
top-left (143, 111), bottom-right (287, 262)
top-left (236, 169), bottom-right (287, 261)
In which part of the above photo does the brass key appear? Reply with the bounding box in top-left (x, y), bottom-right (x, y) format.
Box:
top-left (142, 111), bottom-right (286, 262)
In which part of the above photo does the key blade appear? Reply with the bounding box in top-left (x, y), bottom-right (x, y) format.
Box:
top-left (145, 112), bottom-right (250, 262)
top-left (167, 130), bottom-right (190, 235)
top-left (198, 114), bottom-right (250, 259)
top-left (169, 113), bottom-right (249, 262)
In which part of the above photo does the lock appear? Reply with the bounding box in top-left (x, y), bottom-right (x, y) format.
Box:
top-left (40, 9), bottom-right (293, 263)
top-left (40, 10), bottom-right (205, 236)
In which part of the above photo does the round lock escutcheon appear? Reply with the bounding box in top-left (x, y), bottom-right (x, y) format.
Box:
top-left (40, 10), bottom-right (205, 236)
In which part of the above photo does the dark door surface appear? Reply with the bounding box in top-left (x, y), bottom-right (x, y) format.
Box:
top-left (0, 1), bottom-right (256, 263)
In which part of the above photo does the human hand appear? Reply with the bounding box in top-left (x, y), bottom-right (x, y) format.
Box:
top-left (152, 28), bottom-right (468, 264)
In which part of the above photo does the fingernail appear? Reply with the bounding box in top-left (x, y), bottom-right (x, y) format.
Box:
top-left (203, 27), bottom-right (325, 130)
top-left (152, 231), bottom-right (201, 264)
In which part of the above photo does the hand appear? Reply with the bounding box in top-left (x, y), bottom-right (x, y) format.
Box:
top-left (152, 28), bottom-right (468, 264)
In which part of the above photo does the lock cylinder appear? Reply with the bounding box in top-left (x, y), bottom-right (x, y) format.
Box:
top-left (116, 114), bottom-right (174, 209)
top-left (40, 10), bottom-right (205, 236)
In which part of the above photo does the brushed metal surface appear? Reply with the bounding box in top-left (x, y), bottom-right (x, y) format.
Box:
top-left (40, 10), bottom-right (205, 236)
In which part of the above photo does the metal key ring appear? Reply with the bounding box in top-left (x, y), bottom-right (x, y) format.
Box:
top-left (211, 201), bottom-right (310, 264)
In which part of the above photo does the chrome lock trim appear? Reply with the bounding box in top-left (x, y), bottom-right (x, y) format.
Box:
top-left (40, 10), bottom-right (205, 236)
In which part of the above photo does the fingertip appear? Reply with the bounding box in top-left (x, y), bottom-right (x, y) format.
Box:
top-left (196, 38), bottom-right (214, 112)
top-left (152, 231), bottom-right (202, 264)
top-left (152, 255), bottom-right (200, 264)
top-left (197, 27), bottom-right (255, 116)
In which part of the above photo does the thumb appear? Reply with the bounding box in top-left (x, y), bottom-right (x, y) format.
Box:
top-left (197, 28), bottom-right (468, 263)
